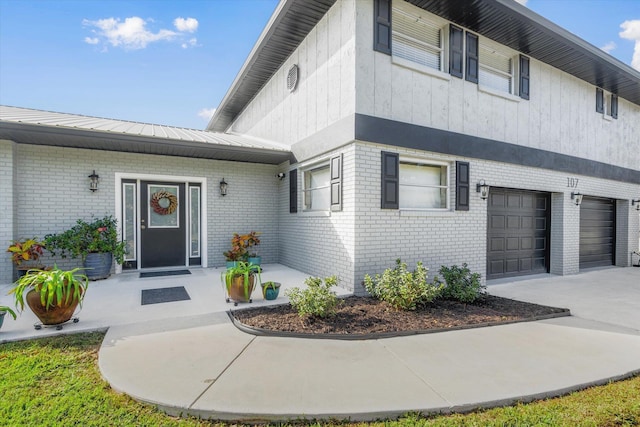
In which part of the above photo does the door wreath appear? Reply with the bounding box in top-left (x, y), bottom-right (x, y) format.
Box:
top-left (150, 190), bottom-right (178, 215)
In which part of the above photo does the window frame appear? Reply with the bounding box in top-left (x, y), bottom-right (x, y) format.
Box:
top-left (302, 162), bottom-right (331, 212)
top-left (398, 157), bottom-right (451, 211)
top-left (478, 39), bottom-right (515, 95)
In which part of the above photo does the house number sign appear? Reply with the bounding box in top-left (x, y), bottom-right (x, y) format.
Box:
top-left (566, 177), bottom-right (579, 188)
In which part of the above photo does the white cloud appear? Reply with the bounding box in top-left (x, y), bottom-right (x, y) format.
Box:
top-left (620, 19), bottom-right (640, 71)
top-left (514, 0), bottom-right (528, 6)
top-left (83, 16), bottom-right (200, 51)
top-left (600, 41), bottom-right (616, 54)
top-left (174, 17), bottom-right (198, 33)
top-left (198, 108), bottom-right (216, 121)
top-left (181, 38), bottom-right (198, 49)
top-left (82, 17), bottom-right (177, 50)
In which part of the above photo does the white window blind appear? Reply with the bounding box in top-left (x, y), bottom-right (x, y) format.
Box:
top-left (399, 162), bottom-right (448, 209)
top-left (392, 4), bottom-right (442, 71)
top-left (479, 44), bottom-right (513, 93)
top-left (303, 165), bottom-right (330, 211)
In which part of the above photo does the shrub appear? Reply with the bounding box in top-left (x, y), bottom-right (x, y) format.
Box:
top-left (435, 263), bottom-right (485, 303)
top-left (285, 276), bottom-right (341, 318)
top-left (364, 259), bottom-right (442, 310)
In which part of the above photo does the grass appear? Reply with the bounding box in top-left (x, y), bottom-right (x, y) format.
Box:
top-left (1, 332), bottom-right (639, 426)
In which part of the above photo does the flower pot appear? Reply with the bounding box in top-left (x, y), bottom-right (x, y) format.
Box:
top-left (226, 261), bottom-right (239, 269)
top-left (228, 274), bottom-right (256, 303)
top-left (262, 282), bottom-right (281, 300)
top-left (0, 311), bottom-right (6, 329)
top-left (26, 289), bottom-right (81, 326)
top-left (84, 252), bottom-right (113, 280)
top-left (248, 256), bottom-right (262, 266)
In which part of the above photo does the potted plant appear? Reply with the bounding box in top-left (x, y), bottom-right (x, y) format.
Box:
top-left (261, 281), bottom-right (281, 300)
top-left (9, 266), bottom-right (88, 328)
top-left (222, 261), bottom-right (261, 305)
top-left (0, 305), bottom-right (17, 330)
top-left (223, 231), bottom-right (262, 268)
top-left (44, 216), bottom-right (127, 280)
top-left (7, 238), bottom-right (45, 279)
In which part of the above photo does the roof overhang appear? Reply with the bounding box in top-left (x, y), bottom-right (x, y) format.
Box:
top-left (209, 0), bottom-right (640, 133)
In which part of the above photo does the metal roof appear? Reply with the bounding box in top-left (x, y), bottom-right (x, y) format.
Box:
top-left (208, 0), bottom-right (640, 133)
top-left (0, 106), bottom-right (291, 164)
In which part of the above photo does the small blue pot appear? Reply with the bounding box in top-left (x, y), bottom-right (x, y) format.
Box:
top-left (262, 282), bottom-right (281, 300)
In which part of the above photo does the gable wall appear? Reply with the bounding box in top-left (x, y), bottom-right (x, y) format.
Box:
top-left (354, 0), bottom-right (640, 172)
top-left (230, 0), bottom-right (357, 147)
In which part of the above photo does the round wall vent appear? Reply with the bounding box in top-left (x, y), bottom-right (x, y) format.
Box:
top-left (286, 64), bottom-right (299, 92)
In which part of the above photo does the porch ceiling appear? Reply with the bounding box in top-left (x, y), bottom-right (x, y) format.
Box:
top-left (0, 106), bottom-right (291, 164)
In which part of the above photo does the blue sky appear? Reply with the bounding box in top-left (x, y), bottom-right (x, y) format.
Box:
top-left (0, 0), bottom-right (638, 130)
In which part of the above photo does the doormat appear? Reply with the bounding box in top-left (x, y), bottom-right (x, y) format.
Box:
top-left (139, 269), bottom-right (191, 278)
top-left (141, 286), bottom-right (191, 305)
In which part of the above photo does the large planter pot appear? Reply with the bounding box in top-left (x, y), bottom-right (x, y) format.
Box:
top-left (227, 274), bottom-right (256, 303)
top-left (26, 289), bottom-right (81, 326)
top-left (84, 252), bottom-right (112, 280)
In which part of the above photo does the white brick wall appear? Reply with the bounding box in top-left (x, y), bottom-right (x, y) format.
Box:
top-left (2, 144), bottom-right (280, 284)
top-left (0, 140), bottom-right (16, 284)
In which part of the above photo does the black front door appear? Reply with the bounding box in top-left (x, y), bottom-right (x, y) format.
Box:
top-left (140, 181), bottom-right (186, 268)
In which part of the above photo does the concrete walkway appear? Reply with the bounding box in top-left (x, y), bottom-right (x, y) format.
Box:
top-left (97, 267), bottom-right (640, 422)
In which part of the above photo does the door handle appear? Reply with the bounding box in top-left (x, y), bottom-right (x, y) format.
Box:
top-left (141, 225), bottom-right (146, 229)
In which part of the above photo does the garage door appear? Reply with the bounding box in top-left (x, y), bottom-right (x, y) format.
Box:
top-left (487, 188), bottom-right (550, 280)
top-left (579, 197), bottom-right (615, 269)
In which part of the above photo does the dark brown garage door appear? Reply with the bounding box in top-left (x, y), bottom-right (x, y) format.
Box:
top-left (579, 197), bottom-right (615, 269)
top-left (487, 188), bottom-right (550, 280)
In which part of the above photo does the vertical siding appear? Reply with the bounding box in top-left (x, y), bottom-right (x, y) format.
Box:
top-left (354, 0), bottom-right (640, 172)
top-left (230, 0), bottom-right (357, 146)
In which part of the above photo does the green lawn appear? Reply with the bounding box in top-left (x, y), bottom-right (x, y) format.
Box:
top-left (1, 332), bottom-right (639, 426)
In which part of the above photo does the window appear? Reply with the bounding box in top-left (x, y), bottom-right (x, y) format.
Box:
top-left (479, 42), bottom-right (514, 94)
top-left (303, 164), bottom-right (330, 211)
top-left (399, 160), bottom-right (449, 210)
top-left (596, 88), bottom-right (618, 119)
top-left (392, 2), bottom-right (444, 71)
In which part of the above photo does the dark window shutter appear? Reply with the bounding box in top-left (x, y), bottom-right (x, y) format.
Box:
top-left (611, 94), bottom-right (618, 119)
top-left (596, 88), bottom-right (604, 113)
top-left (449, 25), bottom-right (463, 78)
top-left (519, 55), bottom-right (530, 100)
top-left (465, 32), bottom-right (479, 84)
top-left (289, 169), bottom-right (297, 213)
top-left (330, 154), bottom-right (343, 212)
top-left (374, 0), bottom-right (392, 55)
top-left (381, 151), bottom-right (399, 209)
top-left (455, 161), bottom-right (470, 211)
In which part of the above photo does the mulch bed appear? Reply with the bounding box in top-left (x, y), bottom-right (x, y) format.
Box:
top-left (231, 295), bottom-right (569, 337)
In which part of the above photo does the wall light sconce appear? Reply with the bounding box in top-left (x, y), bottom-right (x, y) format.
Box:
top-left (632, 199), bottom-right (640, 211)
top-left (476, 180), bottom-right (489, 200)
top-left (88, 170), bottom-right (99, 192)
top-left (219, 178), bottom-right (228, 196)
top-left (276, 172), bottom-right (286, 181)
top-left (571, 192), bottom-right (583, 206)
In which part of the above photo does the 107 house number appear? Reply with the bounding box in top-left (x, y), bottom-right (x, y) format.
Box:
top-left (567, 177), bottom-right (579, 188)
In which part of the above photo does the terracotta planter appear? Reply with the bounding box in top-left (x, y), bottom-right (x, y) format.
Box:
top-left (26, 289), bottom-right (81, 326)
top-left (227, 274), bottom-right (256, 303)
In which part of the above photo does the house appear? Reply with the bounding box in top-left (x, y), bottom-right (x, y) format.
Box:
top-left (2, 0), bottom-right (639, 292)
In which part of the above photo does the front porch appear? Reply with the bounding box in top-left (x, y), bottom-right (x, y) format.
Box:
top-left (0, 264), bottom-right (351, 343)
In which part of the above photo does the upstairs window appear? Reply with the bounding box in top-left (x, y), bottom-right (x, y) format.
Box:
top-left (392, 2), bottom-right (444, 71)
top-left (479, 43), bottom-right (514, 94)
top-left (596, 88), bottom-right (618, 119)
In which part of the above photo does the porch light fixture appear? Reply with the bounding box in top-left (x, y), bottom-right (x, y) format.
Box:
top-left (476, 180), bottom-right (489, 200)
top-left (88, 170), bottom-right (99, 192)
top-left (632, 199), bottom-right (640, 211)
top-left (276, 172), bottom-right (286, 181)
top-left (219, 178), bottom-right (228, 196)
top-left (571, 192), bottom-right (583, 206)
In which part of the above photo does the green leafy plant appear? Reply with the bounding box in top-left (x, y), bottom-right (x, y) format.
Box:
top-left (364, 259), bottom-right (442, 310)
top-left (222, 261), bottom-right (261, 300)
top-left (44, 216), bottom-right (127, 264)
top-left (434, 263), bottom-right (485, 303)
top-left (0, 305), bottom-right (17, 320)
top-left (223, 231), bottom-right (261, 261)
top-left (6, 238), bottom-right (45, 266)
top-left (9, 266), bottom-right (89, 312)
top-left (285, 276), bottom-right (340, 318)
